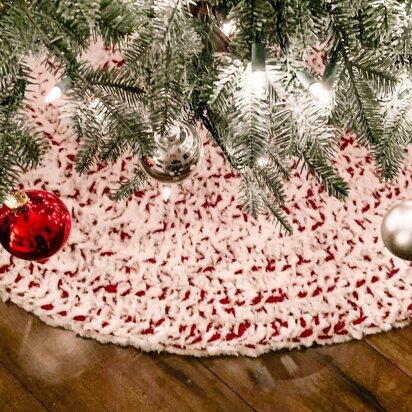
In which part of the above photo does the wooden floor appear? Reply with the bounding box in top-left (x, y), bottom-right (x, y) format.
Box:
top-left (0, 301), bottom-right (411, 412)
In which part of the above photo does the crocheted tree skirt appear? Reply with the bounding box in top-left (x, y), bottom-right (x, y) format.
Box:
top-left (0, 46), bottom-right (411, 357)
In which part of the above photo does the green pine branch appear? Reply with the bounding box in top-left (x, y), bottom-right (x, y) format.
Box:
top-left (333, 50), bottom-right (384, 147)
top-left (111, 167), bottom-right (148, 201)
top-left (300, 143), bottom-right (349, 200)
top-left (262, 197), bottom-right (293, 234)
top-left (241, 175), bottom-right (292, 233)
top-left (291, 97), bottom-right (349, 199)
top-left (228, 66), bottom-right (271, 167)
top-left (0, 113), bottom-right (47, 202)
top-left (376, 94), bottom-right (412, 180)
top-left (79, 65), bottom-right (144, 107)
top-left (255, 165), bottom-right (287, 204)
top-left (208, 56), bottom-right (245, 114)
top-left (98, 0), bottom-right (145, 45)
top-left (72, 106), bottom-right (105, 175)
top-left (349, 50), bottom-right (398, 94)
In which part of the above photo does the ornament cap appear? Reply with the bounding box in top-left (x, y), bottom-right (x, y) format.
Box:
top-left (4, 191), bottom-right (30, 213)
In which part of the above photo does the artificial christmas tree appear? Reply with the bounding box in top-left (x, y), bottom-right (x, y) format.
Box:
top-left (1, 0), bottom-right (411, 237)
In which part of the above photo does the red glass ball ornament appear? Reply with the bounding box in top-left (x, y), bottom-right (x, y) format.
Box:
top-left (0, 190), bottom-right (71, 261)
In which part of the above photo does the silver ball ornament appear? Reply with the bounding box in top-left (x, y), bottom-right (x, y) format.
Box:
top-left (141, 123), bottom-right (202, 184)
top-left (381, 200), bottom-right (412, 261)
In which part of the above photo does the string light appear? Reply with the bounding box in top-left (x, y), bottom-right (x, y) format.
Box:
top-left (222, 20), bottom-right (235, 37)
top-left (322, 62), bottom-right (338, 85)
top-left (308, 82), bottom-right (332, 104)
top-left (44, 86), bottom-right (62, 104)
top-left (162, 185), bottom-right (171, 202)
top-left (250, 42), bottom-right (267, 97)
top-left (44, 78), bottom-right (71, 104)
top-left (296, 70), bottom-right (332, 104)
top-left (249, 70), bottom-right (267, 96)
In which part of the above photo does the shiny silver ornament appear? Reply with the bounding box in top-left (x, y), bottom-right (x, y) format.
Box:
top-left (141, 124), bottom-right (202, 183)
top-left (381, 200), bottom-right (412, 261)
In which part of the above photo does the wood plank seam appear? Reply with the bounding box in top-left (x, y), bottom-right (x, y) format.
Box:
top-left (364, 339), bottom-right (412, 380)
top-left (198, 359), bottom-right (258, 412)
top-left (0, 357), bottom-right (50, 411)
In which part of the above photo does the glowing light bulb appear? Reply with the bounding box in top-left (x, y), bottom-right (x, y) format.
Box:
top-left (44, 86), bottom-right (62, 104)
top-left (162, 186), bottom-right (171, 202)
top-left (257, 156), bottom-right (269, 168)
top-left (308, 82), bottom-right (332, 104)
top-left (250, 71), bottom-right (267, 97)
top-left (222, 21), bottom-right (235, 37)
